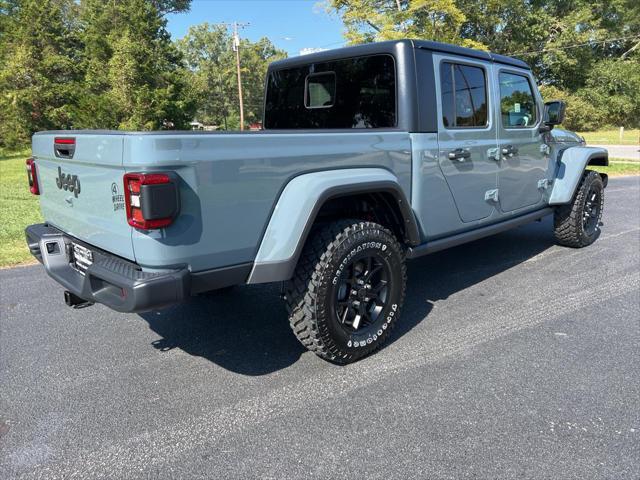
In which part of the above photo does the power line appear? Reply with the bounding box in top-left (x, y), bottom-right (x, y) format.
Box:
top-left (508, 35), bottom-right (640, 56)
top-left (317, 40), bottom-right (348, 49)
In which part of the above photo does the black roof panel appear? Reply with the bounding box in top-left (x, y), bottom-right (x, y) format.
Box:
top-left (269, 39), bottom-right (530, 71)
top-left (412, 40), bottom-right (529, 69)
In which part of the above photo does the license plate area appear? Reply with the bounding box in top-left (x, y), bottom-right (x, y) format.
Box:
top-left (71, 242), bottom-right (93, 275)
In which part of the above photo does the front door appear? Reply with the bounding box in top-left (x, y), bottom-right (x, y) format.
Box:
top-left (494, 69), bottom-right (550, 212)
top-left (435, 55), bottom-right (499, 223)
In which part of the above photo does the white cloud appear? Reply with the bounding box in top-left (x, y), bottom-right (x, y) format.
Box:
top-left (299, 47), bottom-right (327, 56)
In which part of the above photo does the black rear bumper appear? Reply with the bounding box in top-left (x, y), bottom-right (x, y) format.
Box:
top-left (25, 224), bottom-right (190, 313)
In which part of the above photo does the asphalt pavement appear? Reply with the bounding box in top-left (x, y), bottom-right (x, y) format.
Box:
top-left (1, 176), bottom-right (639, 479)
top-left (591, 144), bottom-right (639, 161)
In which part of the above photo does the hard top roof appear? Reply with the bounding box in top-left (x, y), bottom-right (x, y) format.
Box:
top-left (269, 39), bottom-right (530, 71)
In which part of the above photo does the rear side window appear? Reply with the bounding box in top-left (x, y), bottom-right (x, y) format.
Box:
top-left (264, 55), bottom-right (396, 129)
top-left (499, 72), bottom-right (537, 127)
top-left (440, 62), bottom-right (488, 128)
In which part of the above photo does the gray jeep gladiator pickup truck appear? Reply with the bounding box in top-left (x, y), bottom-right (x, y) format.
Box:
top-left (25, 40), bottom-right (608, 364)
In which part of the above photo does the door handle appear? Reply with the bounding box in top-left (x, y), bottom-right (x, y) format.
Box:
top-left (501, 145), bottom-right (519, 157)
top-left (448, 148), bottom-right (471, 161)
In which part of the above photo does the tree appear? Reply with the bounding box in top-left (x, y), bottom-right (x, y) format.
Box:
top-left (0, 0), bottom-right (81, 148)
top-left (329, 0), bottom-right (484, 49)
top-left (76, 0), bottom-right (195, 130)
top-left (237, 37), bottom-right (288, 127)
top-left (178, 23), bottom-right (235, 128)
top-left (0, 0), bottom-right (196, 146)
top-left (328, 0), bottom-right (640, 130)
top-left (178, 23), bottom-right (286, 129)
top-left (580, 57), bottom-right (640, 128)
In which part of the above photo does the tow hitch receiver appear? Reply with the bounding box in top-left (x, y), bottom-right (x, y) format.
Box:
top-left (64, 290), bottom-right (94, 309)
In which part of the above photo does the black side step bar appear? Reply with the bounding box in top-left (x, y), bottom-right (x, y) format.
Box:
top-left (407, 208), bottom-right (553, 259)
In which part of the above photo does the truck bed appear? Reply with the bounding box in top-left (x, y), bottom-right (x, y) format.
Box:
top-left (32, 130), bottom-right (412, 272)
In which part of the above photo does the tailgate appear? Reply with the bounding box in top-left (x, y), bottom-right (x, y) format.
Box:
top-left (32, 133), bottom-right (134, 261)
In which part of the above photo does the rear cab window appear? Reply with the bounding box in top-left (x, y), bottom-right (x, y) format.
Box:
top-left (264, 54), bottom-right (396, 129)
top-left (498, 72), bottom-right (538, 128)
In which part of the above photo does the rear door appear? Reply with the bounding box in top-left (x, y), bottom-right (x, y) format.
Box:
top-left (494, 69), bottom-right (550, 213)
top-left (434, 54), bottom-right (499, 223)
top-left (32, 133), bottom-right (134, 260)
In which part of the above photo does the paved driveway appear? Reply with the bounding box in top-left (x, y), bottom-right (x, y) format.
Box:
top-left (591, 144), bottom-right (639, 161)
top-left (1, 176), bottom-right (639, 479)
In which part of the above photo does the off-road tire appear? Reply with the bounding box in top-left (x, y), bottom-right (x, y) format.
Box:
top-left (285, 220), bottom-right (407, 364)
top-left (554, 170), bottom-right (604, 248)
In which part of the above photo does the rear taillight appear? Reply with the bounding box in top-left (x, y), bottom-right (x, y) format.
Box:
top-left (26, 158), bottom-right (39, 195)
top-left (123, 173), bottom-right (179, 230)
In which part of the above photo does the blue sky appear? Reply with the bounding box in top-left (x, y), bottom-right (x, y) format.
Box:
top-left (166, 0), bottom-right (347, 56)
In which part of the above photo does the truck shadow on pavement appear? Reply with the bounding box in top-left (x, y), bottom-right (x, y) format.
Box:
top-left (139, 217), bottom-right (556, 376)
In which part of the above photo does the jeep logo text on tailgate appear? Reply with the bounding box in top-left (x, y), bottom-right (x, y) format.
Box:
top-left (55, 167), bottom-right (81, 197)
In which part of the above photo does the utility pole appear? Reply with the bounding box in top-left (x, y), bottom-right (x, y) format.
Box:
top-left (230, 22), bottom-right (250, 130)
top-left (215, 21), bottom-right (249, 130)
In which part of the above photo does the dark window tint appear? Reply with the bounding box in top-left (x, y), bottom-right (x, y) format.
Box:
top-left (306, 72), bottom-right (335, 108)
top-left (499, 72), bottom-right (537, 127)
top-left (440, 62), bottom-right (488, 128)
top-left (440, 63), bottom-right (455, 128)
top-left (264, 55), bottom-right (396, 129)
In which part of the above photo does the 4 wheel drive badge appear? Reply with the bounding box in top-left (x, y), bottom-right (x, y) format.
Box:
top-left (110, 182), bottom-right (125, 212)
top-left (55, 166), bottom-right (81, 198)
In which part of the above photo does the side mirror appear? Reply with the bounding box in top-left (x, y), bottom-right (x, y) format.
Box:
top-left (543, 100), bottom-right (566, 126)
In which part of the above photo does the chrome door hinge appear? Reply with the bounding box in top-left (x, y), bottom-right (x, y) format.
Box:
top-left (487, 147), bottom-right (500, 162)
top-left (537, 178), bottom-right (551, 190)
top-left (485, 189), bottom-right (499, 202)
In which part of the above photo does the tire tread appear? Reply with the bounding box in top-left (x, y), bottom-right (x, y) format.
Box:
top-left (554, 170), bottom-right (604, 248)
top-left (285, 220), bottom-right (406, 363)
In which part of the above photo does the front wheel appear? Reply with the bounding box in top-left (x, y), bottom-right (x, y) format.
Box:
top-left (285, 220), bottom-right (407, 364)
top-left (554, 170), bottom-right (604, 248)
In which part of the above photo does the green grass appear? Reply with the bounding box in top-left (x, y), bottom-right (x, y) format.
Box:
top-left (0, 149), bottom-right (42, 268)
top-left (578, 129), bottom-right (640, 145)
top-left (0, 149), bottom-right (637, 269)
top-left (592, 159), bottom-right (640, 177)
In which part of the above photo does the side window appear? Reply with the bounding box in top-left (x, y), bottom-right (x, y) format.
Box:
top-left (440, 62), bottom-right (488, 128)
top-left (305, 72), bottom-right (335, 108)
top-left (499, 72), bottom-right (537, 128)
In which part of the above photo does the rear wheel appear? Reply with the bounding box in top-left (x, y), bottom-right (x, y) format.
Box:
top-left (554, 170), bottom-right (604, 248)
top-left (285, 220), bottom-right (406, 364)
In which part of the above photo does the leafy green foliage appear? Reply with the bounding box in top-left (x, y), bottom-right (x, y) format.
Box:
top-left (540, 57), bottom-right (640, 131)
top-left (75, 0), bottom-right (195, 130)
top-left (0, 0), bottom-right (195, 147)
top-left (1, 0), bottom-right (637, 143)
top-left (329, 0), bottom-right (640, 131)
top-left (330, 0), bottom-right (484, 49)
top-left (0, 0), bottom-right (82, 147)
top-left (580, 59), bottom-right (640, 129)
top-left (177, 24), bottom-right (286, 129)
